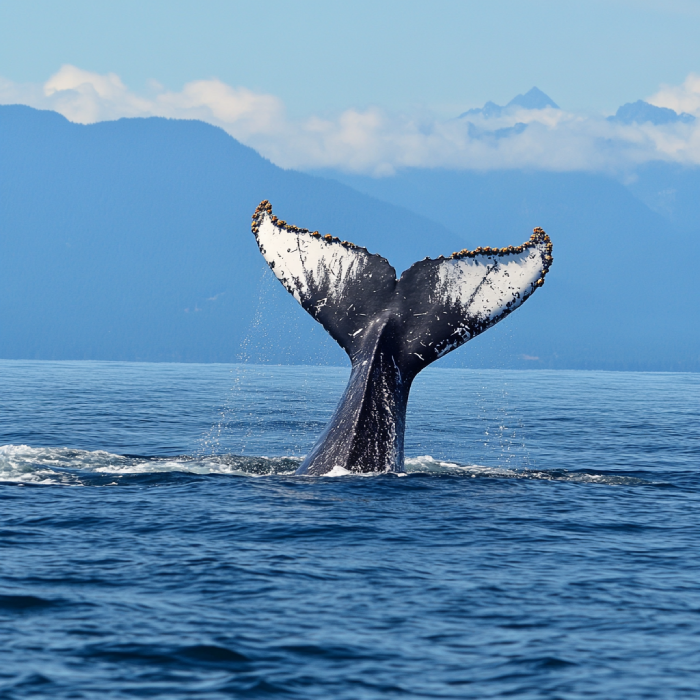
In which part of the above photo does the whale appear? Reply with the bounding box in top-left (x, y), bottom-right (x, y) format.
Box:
top-left (251, 200), bottom-right (553, 475)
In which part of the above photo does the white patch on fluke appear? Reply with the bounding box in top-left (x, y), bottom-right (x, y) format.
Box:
top-left (255, 214), bottom-right (367, 305)
top-left (435, 246), bottom-right (545, 321)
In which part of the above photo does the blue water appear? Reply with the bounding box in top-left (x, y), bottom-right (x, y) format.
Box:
top-left (1, 360), bottom-right (699, 699)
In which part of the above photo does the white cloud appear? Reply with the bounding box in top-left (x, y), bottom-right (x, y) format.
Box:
top-left (648, 73), bottom-right (700, 116)
top-left (41, 65), bottom-right (153, 123)
top-left (154, 79), bottom-right (285, 139)
top-left (2, 65), bottom-right (700, 175)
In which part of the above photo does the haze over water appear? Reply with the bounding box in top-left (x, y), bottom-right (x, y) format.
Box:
top-left (2, 360), bottom-right (699, 698)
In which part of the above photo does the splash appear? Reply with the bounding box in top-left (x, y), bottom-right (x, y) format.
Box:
top-left (0, 445), bottom-right (653, 487)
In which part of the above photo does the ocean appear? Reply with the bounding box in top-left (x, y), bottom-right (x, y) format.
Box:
top-left (1, 360), bottom-right (699, 699)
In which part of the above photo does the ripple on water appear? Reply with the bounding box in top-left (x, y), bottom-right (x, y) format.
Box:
top-left (2, 363), bottom-right (699, 700)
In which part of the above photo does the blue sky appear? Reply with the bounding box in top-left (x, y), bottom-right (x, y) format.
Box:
top-left (2, 0), bottom-right (700, 116)
top-left (3, 1), bottom-right (700, 174)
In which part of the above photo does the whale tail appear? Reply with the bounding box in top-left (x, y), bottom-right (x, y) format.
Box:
top-left (251, 200), bottom-right (552, 374)
top-left (250, 200), bottom-right (552, 474)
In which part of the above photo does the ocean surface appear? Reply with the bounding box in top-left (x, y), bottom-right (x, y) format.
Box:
top-left (1, 360), bottom-right (699, 699)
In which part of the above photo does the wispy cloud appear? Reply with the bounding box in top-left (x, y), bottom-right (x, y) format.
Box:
top-left (648, 73), bottom-right (700, 116)
top-left (3, 65), bottom-right (700, 175)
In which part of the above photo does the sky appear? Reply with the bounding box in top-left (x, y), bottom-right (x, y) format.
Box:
top-left (2, 0), bottom-right (700, 174)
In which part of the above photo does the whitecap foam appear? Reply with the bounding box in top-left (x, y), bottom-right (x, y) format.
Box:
top-left (404, 455), bottom-right (651, 485)
top-left (0, 445), bottom-right (652, 487)
top-left (321, 465), bottom-right (351, 477)
top-left (0, 445), bottom-right (299, 485)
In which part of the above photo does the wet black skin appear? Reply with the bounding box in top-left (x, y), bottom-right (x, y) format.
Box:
top-left (295, 257), bottom-right (540, 476)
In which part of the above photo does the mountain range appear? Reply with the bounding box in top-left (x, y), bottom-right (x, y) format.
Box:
top-left (459, 87), bottom-right (559, 119)
top-left (609, 100), bottom-right (695, 126)
top-left (0, 105), bottom-right (461, 365)
top-left (2, 103), bottom-right (699, 370)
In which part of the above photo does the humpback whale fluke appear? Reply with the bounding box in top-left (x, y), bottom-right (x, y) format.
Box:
top-left (251, 200), bottom-right (553, 475)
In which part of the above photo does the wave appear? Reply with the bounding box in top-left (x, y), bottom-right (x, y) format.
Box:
top-left (0, 444), bottom-right (656, 487)
top-left (0, 444), bottom-right (300, 485)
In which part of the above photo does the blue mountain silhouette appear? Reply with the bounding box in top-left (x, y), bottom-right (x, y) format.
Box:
top-left (3, 104), bottom-right (699, 370)
top-left (459, 87), bottom-right (559, 119)
top-left (314, 166), bottom-right (700, 371)
top-left (609, 100), bottom-right (695, 126)
top-left (0, 105), bottom-right (461, 365)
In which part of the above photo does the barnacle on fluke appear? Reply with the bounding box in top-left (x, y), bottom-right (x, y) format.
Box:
top-left (447, 226), bottom-right (553, 289)
top-left (249, 200), bottom-right (553, 475)
top-left (251, 201), bottom-right (365, 251)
